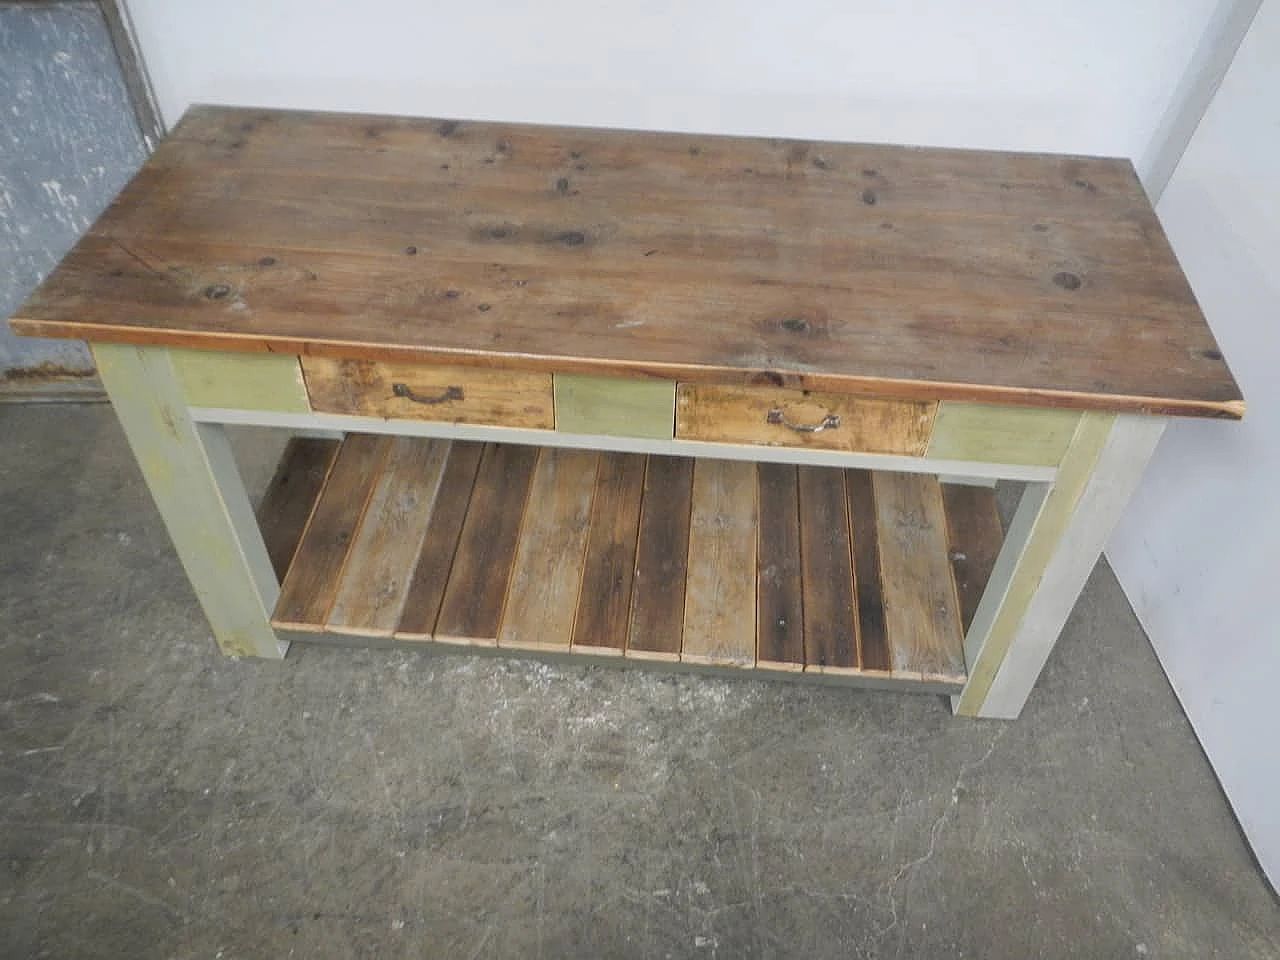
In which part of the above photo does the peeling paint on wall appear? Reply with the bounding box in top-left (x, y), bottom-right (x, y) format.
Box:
top-left (1, 2), bottom-right (148, 374)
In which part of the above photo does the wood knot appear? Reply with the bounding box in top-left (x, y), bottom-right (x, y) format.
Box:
top-left (204, 283), bottom-right (231, 300)
top-left (1053, 271), bottom-right (1082, 291)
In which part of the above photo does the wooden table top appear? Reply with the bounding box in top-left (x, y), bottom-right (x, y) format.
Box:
top-left (11, 105), bottom-right (1242, 418)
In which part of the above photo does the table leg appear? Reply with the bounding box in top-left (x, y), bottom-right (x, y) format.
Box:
top-left (92, 343), bottom-right (286, 659)
top-left (953, 412), bottom-right (1167, 718)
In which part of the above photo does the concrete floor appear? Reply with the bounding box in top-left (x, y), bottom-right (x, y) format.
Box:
top-left (1, 404), bottom-right (1277, 960)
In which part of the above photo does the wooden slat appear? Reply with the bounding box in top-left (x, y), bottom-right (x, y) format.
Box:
top-left (263, 439), bottom-right (968, 691)
top-left (326, 438), bottom-right (451, 636)
top-left (13, 105), bottom-right (1243, 420)
top-left (626, 456), bottom-right (694, 660)
top-left (498, 449), bottom-right (598, 650)
top-left (433, 443), bottom-right (538, 644)
top-left (86, 145), bottom-right (1181, 296)
top-left (116, 108), bottom-right (1159, 218)
top-left (571, 453), bottom-right (647, 654)
top-left (257, 437), bottom-right (338, 582)
top-left (91, 138), bottom-right (1184, 307)
top-left (845, 470), bottom-right (891, 673)
top-left (394, 442), bottom-right (485, 640)
top-left (274, 434), bottom-right (388, 631)
top-left (798, 466), bottom-right (858, 673)
top-left (941, 484), bottom-right (1005, 634)
top-left (681, 459), bottom-right (758, 666)
top-left (872, 472), bottom-right (967, 682)
top-left (755, 463), bottom-right (804, 671)
top-left (29, 232), bottom-right (1237, 418)
top-left (139, 107), bottom-right (1152, 219)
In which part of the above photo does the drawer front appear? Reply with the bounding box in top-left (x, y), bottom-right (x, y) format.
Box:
top-left (925, 402), bottom-right (1081, 466)
top-left (172, 348), bottom-right (311, 413)
top-left (301, 357), bottom-right (554, 428)
top-left (554, 374), bottom-right (676, 439)
top-left (676, 383), bottom-right (936, 455)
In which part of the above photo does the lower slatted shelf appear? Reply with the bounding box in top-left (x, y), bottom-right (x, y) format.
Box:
top-left (264, 434), bottom-right (1005, 692)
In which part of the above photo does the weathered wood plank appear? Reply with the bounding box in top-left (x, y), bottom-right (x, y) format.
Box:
top-left (88, 144), bottom-right (1183, 300)
top-left (845, 470), bottom-right (891, 673)
top-left (256, 437), bottom-right (338, 582)
top-left (14, 106), bottom-right (1242, 420)
top-left (872, 471), bottom-right (967, 682)
top-left (927, 402), bottom-right (1081, 466)
top-left (85, 126), bottom-right (1192, 316)
top-left (626, 455), bottom-right (695, 661)
top-left (798, 466), bottom-right (859, 673)
top-left (172, 347), bottom-right (311, 413)
top-left (677, 384), bottom-right (936, 455)
top-left (554, 373), bottom-right (676, 439)
top-left (302, 357), bottom-right (553, 428)
top-left (274, 434), bottom-right (388, 632)
top-left (755, 463), bottom-right (805, 671)
top-left (119, 106), bottom-right (1162, 219)
top-left (941, 484), bottom-right (1005, 634)
top-left (572, 453), bottom-right (647, 654)
top-left (498, 448), bottom-right (598, 650)
top-left (682, 459), bottom-right (757, 666)
top-left (394, 441), bottom-right (485, 640)
top-left (434, 443), bottom-right (538, 644)
top-left (327, 438), bottom-right (451, 636)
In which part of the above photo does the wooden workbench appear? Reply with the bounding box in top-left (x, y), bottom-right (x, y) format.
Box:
top-left (11, 105), bottom-right (1242, 718)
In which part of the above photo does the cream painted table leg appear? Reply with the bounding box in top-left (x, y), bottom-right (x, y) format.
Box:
top-left (92, 343), bottom-right (286, 659)
top-left (954, 413), bottom-right (1167, 719)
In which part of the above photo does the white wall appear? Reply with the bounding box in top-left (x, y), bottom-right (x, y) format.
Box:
top-left (1108, 0), bottom-right (1280, 888)
top-left (127, 0), bottom-right (1217, 160)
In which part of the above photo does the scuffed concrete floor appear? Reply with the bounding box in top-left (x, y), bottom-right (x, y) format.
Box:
top-left (1, 404), bottom-right (1277, 960)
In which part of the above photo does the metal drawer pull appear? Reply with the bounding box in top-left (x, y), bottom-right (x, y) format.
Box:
top-left (766, 408), bottom-right (841, 433)
top-left (392, 382), bottom-right (465, 405)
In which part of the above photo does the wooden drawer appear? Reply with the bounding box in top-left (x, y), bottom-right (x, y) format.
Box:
top-left (301, 357), bottom-right (554, 428)
top-left (676, 383), bottom-right (936, 455)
